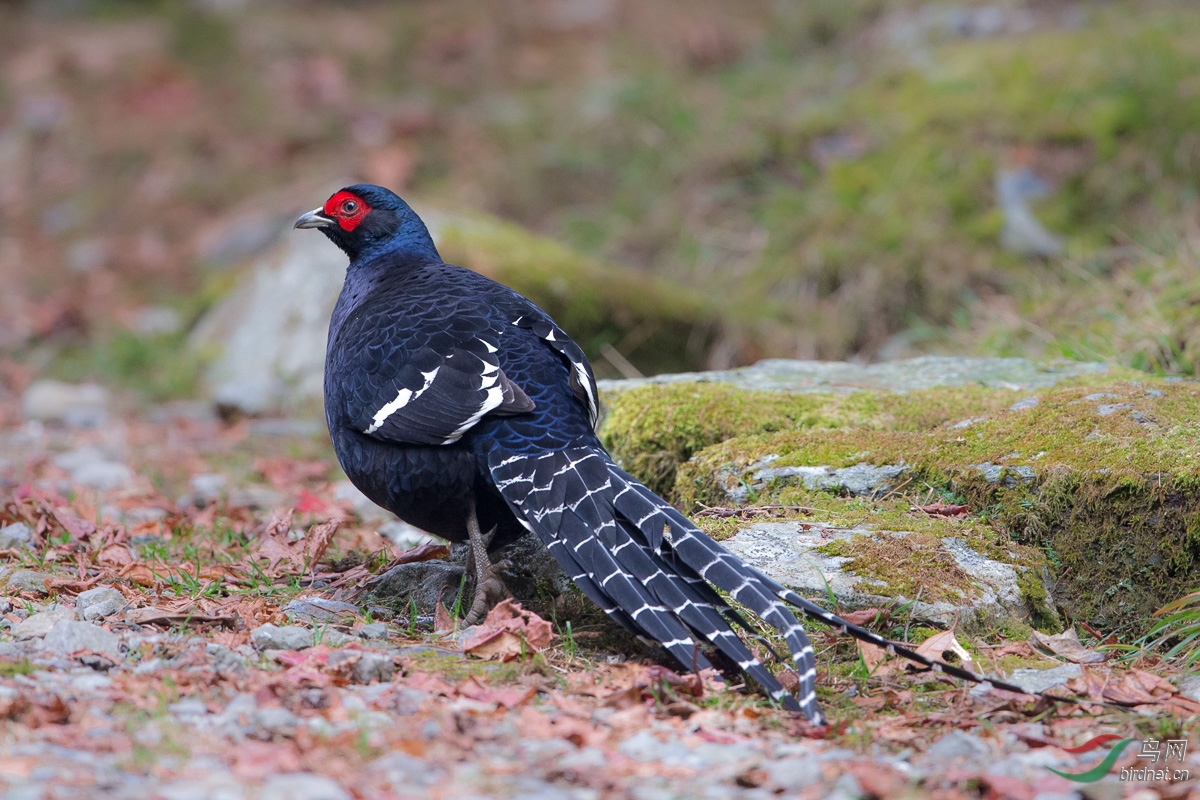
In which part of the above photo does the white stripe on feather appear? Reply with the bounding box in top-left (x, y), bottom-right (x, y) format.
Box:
top-left (442, 385), bottom-right (506, 443)
top-left (364, 368), bottom-right (439, 434)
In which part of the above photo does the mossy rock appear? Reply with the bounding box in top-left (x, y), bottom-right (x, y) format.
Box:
top-left (428, 211), bottom-right (718, 378)
top-left (719, 520), bottom-right (1056, 635)
top-left (598, 356), bottom-right (1199, 633)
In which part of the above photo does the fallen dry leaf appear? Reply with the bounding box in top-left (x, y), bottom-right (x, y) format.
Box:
top-left (119, 562), bottom-right (240, 587)
top-left (52, 507), bottom-right (97, 540)
top-left (839, 608), bottom-right (890, 626)
top-left (392, 542), bottom-right (451, 565)
top-left (96, 543), bottom-right (134, 566)
top-left (912, 502), bottom-right (970, 517)
top-left (460, 599), bottom-right (553, 661)
top-left (123, 607), bottom-right (236, 628)
top-left (990, 642), bottom-right (1036, 659)
top-left (402, 670), bottom-right (456, 696)
top-left (857, 639), bottom-right (887, 672)
top-left (253, 457), bottom-right (329, 489)
top-left (433, 597), bottom-right (455, 634)
top-left (1030, 628), bottom-right (1105, 664)
top-left (914, 629), bottom-right (976, 673)
top-left (456, 676), bottom-right (535, 709)
top-left (250, 511), bottom-right (342, 577)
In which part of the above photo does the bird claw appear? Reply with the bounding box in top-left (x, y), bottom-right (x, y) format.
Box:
top-left (464, 558), bottom-right (510, 625)
top-left (463, 519), bottom-right (511, 625)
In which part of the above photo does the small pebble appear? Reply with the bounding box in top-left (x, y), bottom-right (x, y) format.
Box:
top-left (75, 586), bottom-right (126, 621)
top-left (41, 620), bottom-right (121, 657)
top-left (251, 623), bottom-right (313, 651)
top-left (259, 772), bottom-right (350, 800)
top-left (0, 522), bottom-right (33, 551)
top-left (358, 622), bottom-right (388, 640)
top-left (12, 607), bottom-right (78, 639)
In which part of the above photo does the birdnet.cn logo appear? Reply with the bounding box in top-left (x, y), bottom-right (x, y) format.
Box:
top-left (1047, 735), bottom-right (1190, 783)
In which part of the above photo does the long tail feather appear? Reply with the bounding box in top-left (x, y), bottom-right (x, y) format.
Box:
top-left (490, 446), bottom-right (1038, 723)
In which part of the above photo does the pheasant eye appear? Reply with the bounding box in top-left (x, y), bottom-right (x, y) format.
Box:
top-left (341, 200), bottom-right (359, 214)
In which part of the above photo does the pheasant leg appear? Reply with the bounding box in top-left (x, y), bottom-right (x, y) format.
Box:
top-left (464, 499), bottom-right (511, 625)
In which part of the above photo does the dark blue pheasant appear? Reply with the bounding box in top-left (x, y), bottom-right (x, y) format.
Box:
top-left (296, 184), bottom-right (1034, 723)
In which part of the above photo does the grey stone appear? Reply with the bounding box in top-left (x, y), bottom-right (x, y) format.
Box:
top-left (352, 652), bottom-right (395, 684)
top-left (283, 598), bottom-right (362, 625)
top-left (1005, 663), bottom-right (1083, 694)
top-left (190, 473), bottom-right (227, 501)
top-left (215, 693), bottom-right (258, 729)
top-left (1096, 403), bottom-right (1134, 417)
top-left (0, 522), bottom-right (33, 550)
top-left (761, 754), bottom-right (821, 791)
top-left (925, 730), bottom-right (991, 763)
top-left (226, 485), bottom-right (285, 509)
top-left (259, 773), bottom-right (350, 800)
top-left (358, 622), bottom-right (388, 640)
top-left (255, 707), bottom-right (302, 736)
top-left (365, 560), bottom-right (465, 616)
top-left (159, 770), bottom-right (246, 800)
top-left (68, 460), bottom-right (134, 491)
top-left (69, 673), bottom-right (111, 692)
top-left (824, 772), bottom-right (865, 800)
top-left (378, 520), bottom-right (440, 550)
top-left (600, 356), bottom-right (1108, 397)
top-left (123, 506), bottom-right (169, 525)
top-left (1010, 396), bottom-right (1039, 411)
top-left (327, 650), bottom-right (395, 684)
top-left (721, 522), bottom-right (1045, 630)
top-left (493, 530), bottom-right (580, 620)
top-left (168, 698), bottom-right (209, 718)
top-left (190, 232), bottom-right (347, 415)
top-left (368, 752), bottom-right (442, 788)
top-left (6, 570), bottom-right (57, 596)
top-left (1178, 674), bottom-right (1200, 703)
top-left (75, 587), bottom-right (125, 621)
top-left (557, 746), bottom-right (608, 771)
top-left (973, 463), bottom-right (1037, 486)
top-left (318, 629), bottom-right (354, 648)
top-left (40, 620), bottom-right (121, 656)
top-left (21, 380), bottom-right (109, 427)
top-left (729, 459), bottom-right (907, 503)
top-left (250, 624), bottom-right (313, 651)
top-left (617, 730), bottom-right (712, 768)
top-left (206, 643), bottom-right (245, 675)
top-left (391, 687), bottom-right (428, 717)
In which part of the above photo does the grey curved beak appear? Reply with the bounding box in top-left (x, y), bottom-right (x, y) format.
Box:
top-left (294, 208), bottom-right (334, 229)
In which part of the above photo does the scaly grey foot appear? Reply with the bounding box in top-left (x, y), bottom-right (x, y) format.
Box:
top-left (463, 500), bottom-right (512, 625)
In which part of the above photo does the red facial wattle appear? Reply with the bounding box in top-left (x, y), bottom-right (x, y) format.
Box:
top-left (323, 190), bottom-right (372, 232)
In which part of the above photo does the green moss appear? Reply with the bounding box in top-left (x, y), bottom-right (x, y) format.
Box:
top-left (1016, 568), bottom-right (1062, 633)
top-left (0, 660), bottom-right (36, 678)
top-left (401, 649), bottom-right (521, 683)
top-left (600, 384), bottom-right (831, 495)
top-left (49, 329), bottom-right (204, 402)
top-left (436, 215), bottom-right (718, 377)
top-left (602, 374), bottom-right (1200, 633)
top-left (815, 533), bottom-right (974, 604)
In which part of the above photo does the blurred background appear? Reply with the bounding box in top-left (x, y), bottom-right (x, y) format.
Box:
top-left (3, 0), bottom-right (1200, 415)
